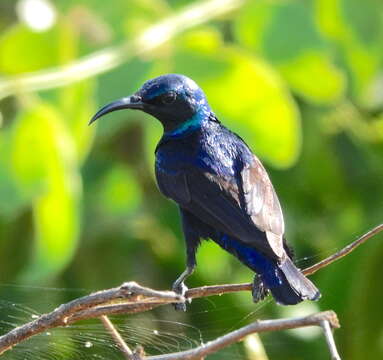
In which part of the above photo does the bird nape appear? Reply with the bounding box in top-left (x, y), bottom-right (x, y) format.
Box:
top-left (90, 73), bottom-right (320, 309)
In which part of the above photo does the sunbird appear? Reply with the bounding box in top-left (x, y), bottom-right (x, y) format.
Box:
top-left (90, 74), bottom-right (320, 308)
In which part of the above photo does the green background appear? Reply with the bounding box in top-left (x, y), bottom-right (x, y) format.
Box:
top-left (0, 0), bottom-right (382, 359)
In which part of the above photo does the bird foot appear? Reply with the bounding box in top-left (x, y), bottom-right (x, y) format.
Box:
top-left (172, 281), bottom-right (191, 311)
top-left (252, 275), bottom-right (269, 303)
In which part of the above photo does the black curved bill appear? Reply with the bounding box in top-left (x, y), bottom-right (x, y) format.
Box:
top-left (89, 96), bottom-right (144, 125)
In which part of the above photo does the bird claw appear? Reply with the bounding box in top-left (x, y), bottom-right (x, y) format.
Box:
top-left (172, 281), bottom-right (191, 311)
top-left (252, 275), bottom-right (269, 303)
top-left (174, 301), bottom-right (188, 312)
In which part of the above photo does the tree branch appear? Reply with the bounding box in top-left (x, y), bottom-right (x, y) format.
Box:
top-left (302, 223), bottom-right (383, 276)
top-left (99, 315), bottom-right (134, 359)
top-left (186, 223), bottom-right (383, 298)
top-left (144, 311), bottom-right (339, 360)
top-left (320, 320), bottom-right (341, 360)
top-left (0, 223), bottom-right (381, 357)
top-left (0, 0), bottom-right (243, 101)
top-left (0, 282), bottom-right (182, 355)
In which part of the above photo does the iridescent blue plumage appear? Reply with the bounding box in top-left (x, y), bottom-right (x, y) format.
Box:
top-left (166, 112), bottom-right (206, 137)
top-left (91, 73), bottom-right (320, 307)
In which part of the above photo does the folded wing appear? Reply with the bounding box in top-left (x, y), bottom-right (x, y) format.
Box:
top-left (156, 155), bottom-right (286, 260)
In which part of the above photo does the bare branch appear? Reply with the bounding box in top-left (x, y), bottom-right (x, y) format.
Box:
top-left (69, 302), bottom-right (164, 323)
top-left (68, 217), bottom-right (382, 320)
top-left (320, 320), bottom-right (341, 360)
top-left (302, 223), bottom-right (383, 276)
top-left (0, 282), bottom-right (183, 355)
top-left (0, 224), bottom-right (380, 357)
top-left (100, 315), bottom-right (134, 359)
top-left (145, 311), bottom-right (340, 360)
top-left (186, 223), bottom-right (383, 298)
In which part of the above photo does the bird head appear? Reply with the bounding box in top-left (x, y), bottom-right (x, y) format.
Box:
top-left (90, 74), bottom-right (211, 134)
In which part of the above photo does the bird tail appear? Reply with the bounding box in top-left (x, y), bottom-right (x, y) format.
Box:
top-left (266, 256), bottom-right (321, 305)
top-left (212, 232), bottom-right (320, 305)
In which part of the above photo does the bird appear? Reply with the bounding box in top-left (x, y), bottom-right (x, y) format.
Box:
top-left (90, 73), bottom-right (320, 308)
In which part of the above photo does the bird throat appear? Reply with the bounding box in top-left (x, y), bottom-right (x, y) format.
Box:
top-left (165, 110), bottom-right (209, 138)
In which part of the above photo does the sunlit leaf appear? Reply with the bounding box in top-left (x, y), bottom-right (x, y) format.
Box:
top-left (97, 164), bottom-right (141, 216)
top-left (59, 80), bottom-right (96, 163)
top-left (144, 119), bottom-right (163, 177)
top-left (11, 102), bottom-right (81, 281)
top-left (11, 106), bottom-right (50, 197)
top-left (0, 132), bottom-right (26, 216)
top-left (0, 24), bottom-right (60, 74)
top-left (235, 0), bottom-right (346, 104)
top-left (122, 0), bottom-right (170, 37)
top-left (0, 16), bottom-right (79, 76)
top-left (96, 58), bottom-right (153, 137)
top-left (342, 239), bottom-right (383, 359)
top-left (277, 51), bottom-right (345, 104)
top-left (244, 334), bottom-right (269, 360)
top-left (57, 17), bottom-right (78, 63)
top-left (197, 240), bottom-right (231, 281)
top-left (31, 178), bottom-right (81, 280)
top-left (315, 0), bottom-right (383, 104)
top-left (174, 29), bottom-right (301, 168)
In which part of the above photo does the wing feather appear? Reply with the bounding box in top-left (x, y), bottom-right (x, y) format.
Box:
top-left (241, 156), bottom-right (285, 257)
top-left (156, 155), bottom-right (285, 259)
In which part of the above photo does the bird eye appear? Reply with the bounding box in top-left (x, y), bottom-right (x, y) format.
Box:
top-left (161, 91), bottom-right (177, 105)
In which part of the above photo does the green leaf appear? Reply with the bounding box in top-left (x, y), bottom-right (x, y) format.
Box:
top-left (31, 178), bottom-right (81, 281)
top-left (235, 0), bottom-right (346, 105)
top-left (0, 24), bottom-right (60, 74)
top-left (0, 18), bottom-right (78, 75)
top-left (122, 0), bottom-right (170, 37)
top-left (344, 239), bottom-right (383, 359)
top-left (97, 164), bottom-right (141, 216)
top-left (197, 240), bottom-right (231, 281)
top-left (174, 29), bottom-right (301, 168)
top-left (11, 106), bottom-right (51, 198)
top-left (144, 119), bottom-right (163, 178)
top-left (0, 131), bottom-right (27, 216)
top-left (96, 58), bottom-right (153, 138)
top-left (11, 102), bottom-right (81, 281)
top-left (277, 51), bottom-right (345, 104)
top-left (315, 0), bottom-right (383, 104)
top-left (243, 334), bottom-right (268, 360)
top-left (59, 80), bottom-right (97, 163)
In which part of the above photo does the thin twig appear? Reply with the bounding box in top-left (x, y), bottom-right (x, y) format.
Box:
top-left (186, 223), bottom-right (383, 298)
top-left (0, 0), bottom-right (243, 100)
top-left (320, 320), bottom-right (341, 360)
top-left (100, 315), bottom-right (134, 359)
top-left (0, 224), bottom-right (380, 356)
top-left (145, 311), bottom-right (339, 360)
top-left (66, 216), bottom-right (382, 321)
top-left (302, 223), bottom-right (383, 276)
top-left (0, 282), bottom-right (183, 355)
top-left (69, 302), bottom-right (163, 323)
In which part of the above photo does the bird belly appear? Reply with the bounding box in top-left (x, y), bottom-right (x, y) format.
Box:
top-left (213, 233), bottom-right (282, 287)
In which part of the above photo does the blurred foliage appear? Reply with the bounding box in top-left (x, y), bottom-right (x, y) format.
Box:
top-left (0, 0), bottom-right (382, 359)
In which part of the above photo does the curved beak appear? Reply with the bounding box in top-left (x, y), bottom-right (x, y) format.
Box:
top-left (89, 96), bottom-right (144, 125)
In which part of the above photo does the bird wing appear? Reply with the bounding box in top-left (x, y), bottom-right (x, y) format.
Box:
top-left (240, 155), bottom-right (285, 258)
top-left (156, 154), bottom-right (285, 259)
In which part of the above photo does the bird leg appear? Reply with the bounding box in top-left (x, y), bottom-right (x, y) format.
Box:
top-left (172, 240), bottom-right (197, 311)
top-left (172, 263), bottom-right (195, 311)
top-left (173, 209), bottom-right (201, 311)
top-left (252, 274), bottom-right (269, 303)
